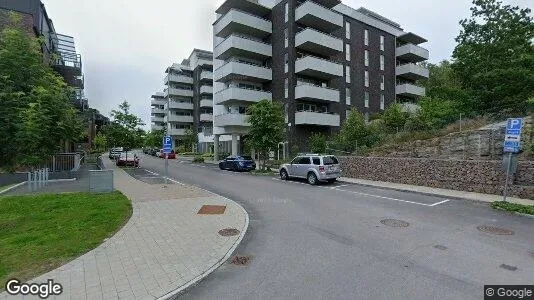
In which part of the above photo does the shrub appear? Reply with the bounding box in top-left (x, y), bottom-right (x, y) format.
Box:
top-left (192, 156), bottom-right (204, 163)
top-left (309, 133), bottom-right (327, 154)
top-left (202, 152), bottom-right (214, 158)
top-left (176, 145), bottom-right (186, 153)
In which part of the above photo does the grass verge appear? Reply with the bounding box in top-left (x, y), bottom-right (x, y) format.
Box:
top-left (0, 191), bottom-right (132, 288)
top-left (250, 169), bottom-right (278, 176)
top-left (492, 201), bottom-right (534, 216)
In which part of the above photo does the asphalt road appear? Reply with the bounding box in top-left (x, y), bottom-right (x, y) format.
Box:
top-left (137, 155), bottom-right (534, 300)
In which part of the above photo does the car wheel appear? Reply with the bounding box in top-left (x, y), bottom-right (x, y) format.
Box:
top-left (219, 164), bottom-right (224, 170)
top-left (307, 172), bottom-right (318, 185)
top-left (280, 169), bottom-right (289, 180)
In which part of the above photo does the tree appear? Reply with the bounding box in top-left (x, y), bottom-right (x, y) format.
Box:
top-left (0, 13), bottom-right (83, 170)
top-left (336, 108), bottom-right (370, 152)
top-left (309, 133), bottom-right (327, 154)
top-left (452, 0), bottom-right (534, 116)
top-left (144, 129), bottom-right (164, 148)
top-left (247, 99), bottom-right (285, 170)
top-left (93, 132), bottom-right (108, 151)
top-left (183, 128), bottom-right (198, 152)
top-left (382, 103), bottom-right (408, 133)
top-left (105, 101), bottom-right (145, 150)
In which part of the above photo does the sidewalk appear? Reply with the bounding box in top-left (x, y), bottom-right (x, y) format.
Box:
top-left (339, 177), bottom-right (534, 206)
top-left (1, 159), bottom-right (249, 300)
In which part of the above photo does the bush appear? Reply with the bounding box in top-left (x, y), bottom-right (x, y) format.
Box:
top-left (309, 133), bottom-right (327, 154)
top-left (202, 152), bottom-right (214, 158)
top-left (382, 103), bottom-right (408, 133)
top-left (176, 145), bottom-right (186, 153)
top-left (192, 156), bottom-right (204, 163)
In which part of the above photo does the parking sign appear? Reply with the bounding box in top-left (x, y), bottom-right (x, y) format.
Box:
top-left (503, 118), bottom-right (523, 153)
top-left (163, 136), bottom-right (172, 154)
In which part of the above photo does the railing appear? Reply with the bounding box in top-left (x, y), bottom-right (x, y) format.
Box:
top-left (214, 33), bottom-right (272, 48)
top-left (46, 153), bottom-right (81, 172)
top-left (214, 60), bottom-right (271, 73)
top-left (295, 82), bottom-right (338, 91)
top-left (296, 54), bottom-right (340, 65)
top-left (213, 8), bottom-right (271, 26)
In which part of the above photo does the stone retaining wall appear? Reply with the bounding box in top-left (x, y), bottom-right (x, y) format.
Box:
top-left (339, 156), bottom-right (534, 199)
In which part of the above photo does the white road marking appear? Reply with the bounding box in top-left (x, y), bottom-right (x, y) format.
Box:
top-left (139, 176), bottom-right (160, 179)
top-left (144, 169), bottom-right (159, 176)
top-left (271, 178), bottom-right (449, 207)
top-left (163, 177), bottom-right (185, 185)
top-left (429, 199), bottom-right (451, 207)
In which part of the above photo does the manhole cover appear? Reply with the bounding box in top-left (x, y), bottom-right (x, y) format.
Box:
top-left (500, 264), bottom-right (518, 271)
top-left (434, 245), bottom-right (448, 251)
top-left (218, 228), bottom-right (240, 236)
top-left (380, 219), bottom-right (410, 228)
top-left (476, 225), bottom-right (514, 235)
top-left (231, 255), bottom-right (251, 266)
top-left (198, 205), bottom-right (226, 215)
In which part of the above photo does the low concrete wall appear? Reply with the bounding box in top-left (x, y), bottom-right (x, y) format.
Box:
top-left (339, 156), bottom-right (534, 199)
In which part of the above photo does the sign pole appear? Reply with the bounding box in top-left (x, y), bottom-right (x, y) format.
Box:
top-left (503, 152), bottom-right (512, 202)
top-left (165, 153), bottom-right (168, 186)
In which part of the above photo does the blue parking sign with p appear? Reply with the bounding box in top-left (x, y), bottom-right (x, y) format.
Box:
top-left (503, 118), bottom-right (523, 153)
top-left (163, 136), bottom-right (172, 154)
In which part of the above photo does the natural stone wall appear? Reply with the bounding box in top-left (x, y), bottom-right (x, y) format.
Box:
top-left (339, 156), bottom-right (534, 200)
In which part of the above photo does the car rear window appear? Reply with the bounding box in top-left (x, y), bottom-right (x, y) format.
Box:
top-left (323, 156), bottom-right (339, 165)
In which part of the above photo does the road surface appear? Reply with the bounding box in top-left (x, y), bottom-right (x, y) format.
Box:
top-left (136, 155), bottom-right (534, 300)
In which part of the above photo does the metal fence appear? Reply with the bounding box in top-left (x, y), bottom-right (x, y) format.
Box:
top-left (45, 153), bottom-right (82, 172)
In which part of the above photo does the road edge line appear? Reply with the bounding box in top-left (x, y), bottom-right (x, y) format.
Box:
top-left (0, 181), bottom-right (27, 195)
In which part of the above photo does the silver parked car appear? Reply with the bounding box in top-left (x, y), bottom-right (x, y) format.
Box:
top-left (279, 154), bottom-right (342, 185)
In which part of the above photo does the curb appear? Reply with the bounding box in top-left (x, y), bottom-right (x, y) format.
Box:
top-left (156, 186), bottom-right (250, 300)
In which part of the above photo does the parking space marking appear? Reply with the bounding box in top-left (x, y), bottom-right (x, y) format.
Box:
top-left (271, 178), bottom-right (450, 207)
top-left (144, 170), bottom-right (160, 176)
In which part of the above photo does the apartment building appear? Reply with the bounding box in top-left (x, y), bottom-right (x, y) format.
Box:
top-left (0, 0), bottom-right (87, 111)
top-left (151, 49), bottom-right (215, 151)
top-left (212, 0), bottom-right (429, 157)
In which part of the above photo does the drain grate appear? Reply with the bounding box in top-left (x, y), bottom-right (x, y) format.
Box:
top-left (231, 255), bottom-right (251, 266)
top-left (218, 228), bottom-right (240, 236)
top-left (434, 245), bottom-right (448, 251)
top-left (380, 219), bottom-right (410, 228)
top-left (500, 264), bottom-right (518, 271)
top-left (476, 225), bottom-right (514, 236)
top-left (198, 205), bottom-right (226, 215)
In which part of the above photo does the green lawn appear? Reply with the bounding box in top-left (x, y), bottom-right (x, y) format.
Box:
top-left (0, 191), bottom-right (132, 288)
top-left (492, 201), bottom-right (534, 216)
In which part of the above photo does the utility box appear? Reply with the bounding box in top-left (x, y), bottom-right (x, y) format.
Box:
top-left (89, 170), bottom-right (114, 193)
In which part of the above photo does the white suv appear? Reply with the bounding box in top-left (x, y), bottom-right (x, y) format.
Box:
top-left (279, 155), bottom-right (342, 185)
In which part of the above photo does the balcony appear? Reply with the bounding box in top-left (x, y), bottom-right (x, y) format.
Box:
top-left (215, 34), bottom-right (272, 61)
top-left (151, 99), bottom-right (166, 106)
top-left (151, 124), bottom-right (165, 131)
top-left (168, 101), bottom-right (194, 110)
top-left (216, 0), bottom-right (271, 16)
top-left (165, 88), bottom-right (194, 98)
top-left (151, 108), bottom-right (166, 114)
top-left (295, 84), bottom-right (339, 103)
top-left (396, 44), bottom-right (429, 63)
top-left (151, 116), bottom-right (165, 123)
top-left (166, 115), bottom-right (194, 123)
top-left (295, 111), bottom-right (340, 127)
top-left (168, 128), bottom-right (187, 136)
top-left (295, 28), bottom-right (343, 56)
top-left (200, 114), bottom-right (213, 122)
top-left (200, 71), bottom-right (213, 81)
top-left (200, 99), bottom-right (213, 107)
top-left (214, 61), bottom-right (272, 83)
top-left (214, 113), bottom-right (250, 127)
top-left (295, 1), bottom-right (343, 33)
top-left (295, 56), bottom-right (343, 79)
top-left (214, 9), bottom-right (272, 39)
top-left (164, 74), bottom-right (194, 85)
top-left (214, 87), bottom-right (272, 105)
top-left (396, 84), bottom-right (426, 98)
top-left (200, 85), bottom-right (213, 94)
top-left (198, 58), bottom-right (213, 67)
top-left (396, 63), bottom-right (430, 80)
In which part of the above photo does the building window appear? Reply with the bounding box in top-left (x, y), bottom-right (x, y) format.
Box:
top-left (380, 35), bottom-right (385, 51)
top-left (364, 92), bottom-right (369, 108)
top-left (364, 29), bottom-right (369, 46)
top-left (381, 75), bottom-right (385, 90)
top-left (380, 55), bottom-right (385, 71)
top-left (346, 66), bottom-right (351, 83)
top-left (365, 71), bottom-right (369, 87)
top-left (345, 44), bottom-right (350, 61)
top-left (346, 21), bottom-right (350, 39)
top-left (364, 50), bottom-right (369, 67)
top-left (380, 94), bottom-right (385, 110)
top-left (346, 88), bottom-right (351, 105)
top-left (285, 78), bottom-right (289, 98)
top-left (285, 53), bottom-right (288, 73)
top-left (285, 3), bottom-right (289, 22)
top-left (284, 28), bottom-right (288, 48)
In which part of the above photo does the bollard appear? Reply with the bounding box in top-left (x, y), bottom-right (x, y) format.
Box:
top-left (45, 168), bottom-right (49, 183)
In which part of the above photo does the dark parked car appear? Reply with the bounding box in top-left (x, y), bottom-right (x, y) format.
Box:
top-left (219, 156), bottom-right (256, 172)
top-left (148, 148), bottom-right (158, 156)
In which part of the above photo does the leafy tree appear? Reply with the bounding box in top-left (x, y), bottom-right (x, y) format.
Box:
top-left (183, 128), bottom-right (198, 152)
top-left (309, 133), bottom-right (327, 154)
top-left (336, 109), bottom-right (370, 152)
top-left (452, 0), bottom-right (534, 116)
top-left (105, 101), bottom-right (145, 150)
top-left (144, 129), bottom-right (164, 148)
top-left (382, 103), bottom-right (408, 133)
top-left (418, 97), bottom-right (460, 130)
top-left (0, 13), bottom-right (83, 170)
top-left (93, 132), bottom-right (108, 151)
top-left (247, 99), bottom-right (285, 170)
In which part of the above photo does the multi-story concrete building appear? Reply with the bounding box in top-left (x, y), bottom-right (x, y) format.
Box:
top-left (151, 49), bottom-right (215, 151)
top-left (212, 0), bottom-right (429, 157)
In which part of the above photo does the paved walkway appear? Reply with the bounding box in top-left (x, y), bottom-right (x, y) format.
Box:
top-left (339, 177), bottom-right (534, 206)
top-left (1, 159), bottom-right (248, 300)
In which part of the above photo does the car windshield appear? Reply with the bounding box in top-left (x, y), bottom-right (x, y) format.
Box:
top-left (323, 156), bottom-right (339, 165)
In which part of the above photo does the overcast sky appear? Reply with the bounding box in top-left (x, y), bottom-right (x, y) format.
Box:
top-left (40, 0), bottom-right (529, 129)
